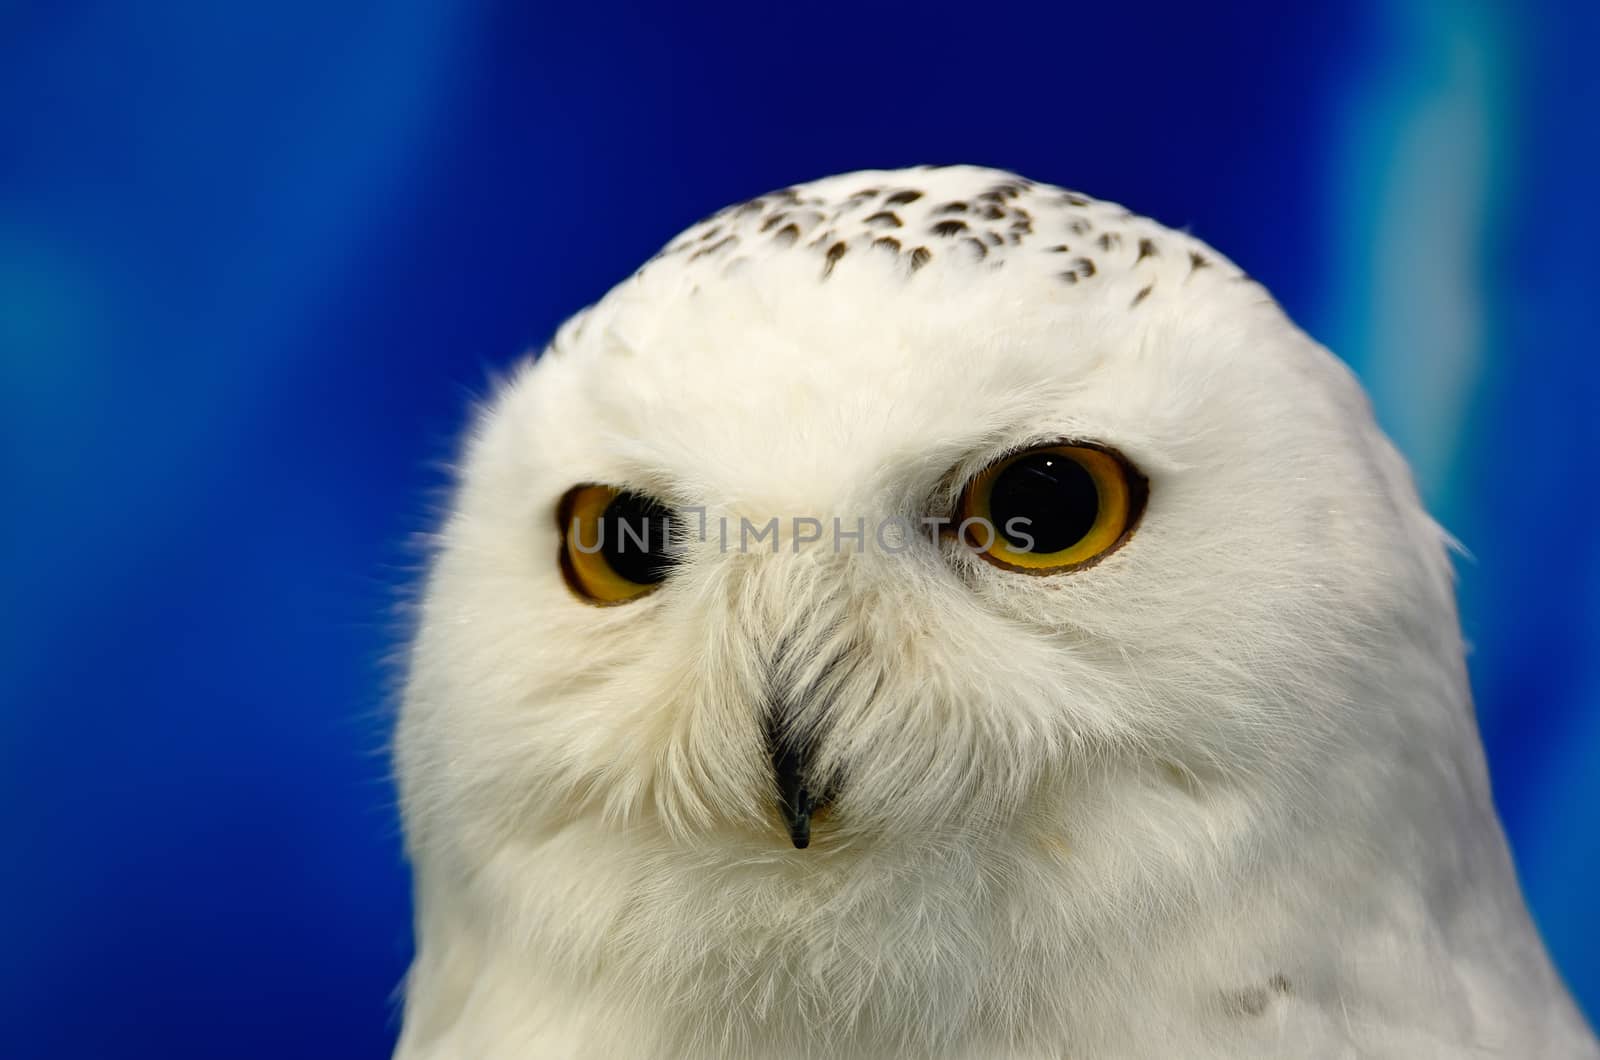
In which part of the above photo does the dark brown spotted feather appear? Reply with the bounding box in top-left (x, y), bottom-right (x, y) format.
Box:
top-left (643, 166), bottom-right (1249, 300)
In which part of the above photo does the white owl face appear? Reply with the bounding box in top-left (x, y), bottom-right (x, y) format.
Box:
top-left (398, 166), bottom-right (1459, 883)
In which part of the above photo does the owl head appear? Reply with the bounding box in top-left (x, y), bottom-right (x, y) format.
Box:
top-left (395, 166), bottom-right (1488, 1051)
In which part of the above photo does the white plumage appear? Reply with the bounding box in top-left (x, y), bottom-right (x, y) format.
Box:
top-left (393, 166), bottom-right (1598, 1058)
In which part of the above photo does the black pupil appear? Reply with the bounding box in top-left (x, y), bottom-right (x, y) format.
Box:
top-left (987, 452), bottom-right (1100, 554)
top-left (600, 492), bottom-right (678, 584)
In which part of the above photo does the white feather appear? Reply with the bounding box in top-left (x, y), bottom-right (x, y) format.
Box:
top-left (393, 167), bottom-right (1597, 1058)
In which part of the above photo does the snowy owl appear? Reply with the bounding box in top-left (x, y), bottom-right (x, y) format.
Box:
top-left (393, 166), bottom-right (1597, 1059)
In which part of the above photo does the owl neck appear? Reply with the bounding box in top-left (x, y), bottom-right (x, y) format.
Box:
top-left (397, 732), bottom-right (1551, 1060)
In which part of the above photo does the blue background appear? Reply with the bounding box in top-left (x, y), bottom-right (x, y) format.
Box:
top-left (3, 2), bottom-right (1595, 1056)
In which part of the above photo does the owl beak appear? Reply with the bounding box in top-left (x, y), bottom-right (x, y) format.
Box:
top-left (768, 721), bottom-right (821, 849)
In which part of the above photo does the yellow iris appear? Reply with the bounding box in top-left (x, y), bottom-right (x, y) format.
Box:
top-left (956, 444), bottom-right (1145, 574)
top-left (558, 484), bottom-right (673, 604)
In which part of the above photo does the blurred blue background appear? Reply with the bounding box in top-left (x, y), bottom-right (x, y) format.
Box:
top-left (3, 1), bottom-right (1595, 1056)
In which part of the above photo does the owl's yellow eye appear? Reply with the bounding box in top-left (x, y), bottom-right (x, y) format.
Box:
top-left (955, 443), bottom-right (1146, 574)
top-left (557, 485), bottom-right (681, 604)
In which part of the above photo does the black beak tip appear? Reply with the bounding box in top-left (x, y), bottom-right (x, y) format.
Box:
top-left (779, 785), bottom-right (814, 849)
top-left (769, 713), bottom-right (828, 850)
top-left (786, 807), bottom-right (812, 849)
